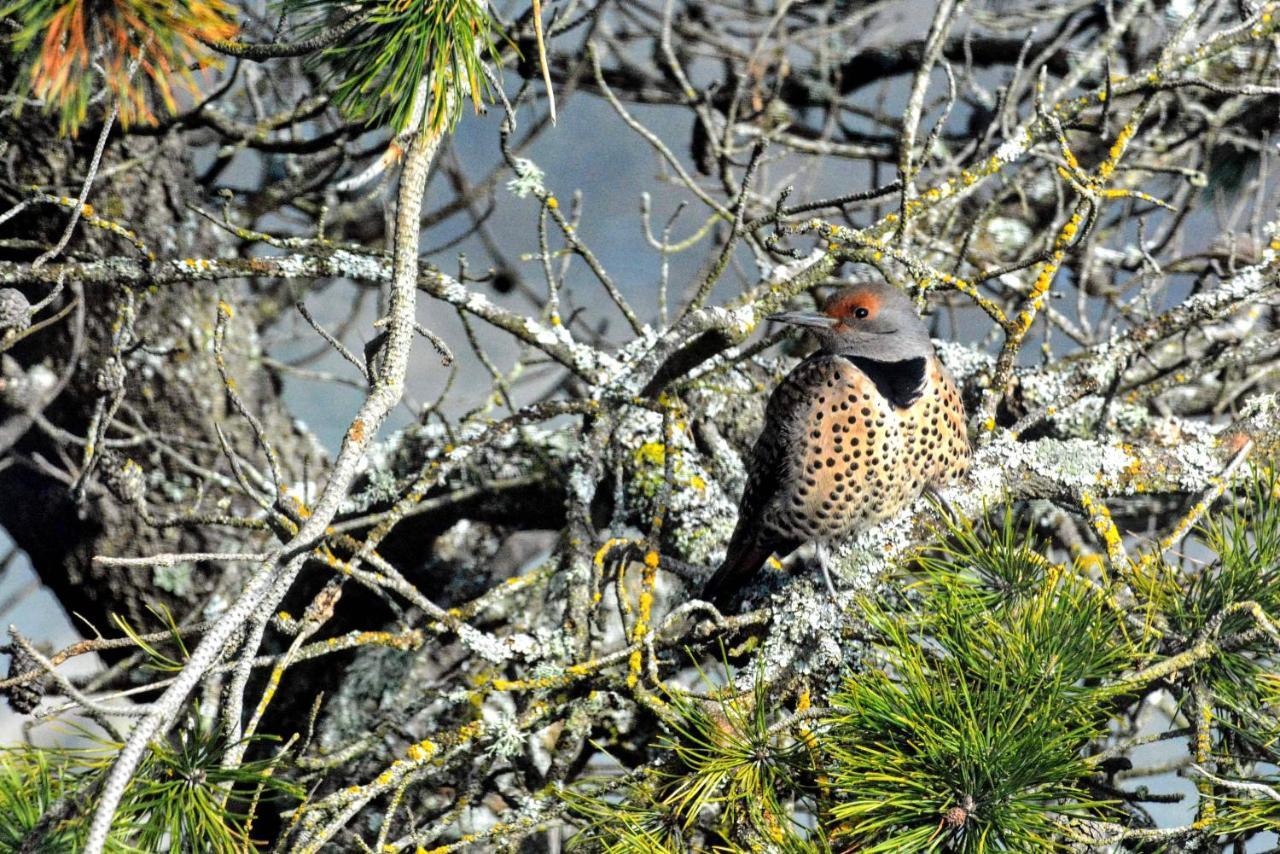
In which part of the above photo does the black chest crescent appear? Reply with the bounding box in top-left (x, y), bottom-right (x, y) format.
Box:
top-left (839, 355), bottom-right (927, 409)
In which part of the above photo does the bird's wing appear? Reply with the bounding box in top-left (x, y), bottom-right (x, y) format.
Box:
top-left (702, 355), bottom-right (843, 605)
top-left (740, 354), bottom-right (845, 528)
top-left (733, 354), bottom-right (891, 541)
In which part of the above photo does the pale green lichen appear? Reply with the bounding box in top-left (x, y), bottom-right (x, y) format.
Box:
top-left (618, 409), bottom-right (737, 565)
top-left (932, 340), bottom-right (994, 382)
top-left (985, 216), bottom-right (1033, 254)
top-left (155, 562), bottom-right (195, 597)
top-left (828, 509), bottom-right (922, 590)
top-left (1023, 438), bottom-right (1133, 488)
top-left (757, 579), bottom-right (858, 689)
top-left (506, 158), bottom-right (546, 198)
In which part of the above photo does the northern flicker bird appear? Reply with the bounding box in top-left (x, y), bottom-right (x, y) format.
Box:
top-left (701, 282), bottom-right (971, 608)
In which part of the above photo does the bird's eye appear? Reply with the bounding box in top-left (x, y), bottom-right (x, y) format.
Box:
top-left (854, 307), bottom-right (870, 319)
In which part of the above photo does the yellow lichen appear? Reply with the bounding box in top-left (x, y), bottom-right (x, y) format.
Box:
top-left (406, 739), bottom-right (437, 762)
top-left (634, 441), bottom-right (665, 466)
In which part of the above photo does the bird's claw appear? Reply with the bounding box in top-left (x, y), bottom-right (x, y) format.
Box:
top-left (816, 543), bottom-right (840, 602)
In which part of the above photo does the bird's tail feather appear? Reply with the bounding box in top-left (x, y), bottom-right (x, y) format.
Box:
top-left (702, 533), bottom-right (794, 609)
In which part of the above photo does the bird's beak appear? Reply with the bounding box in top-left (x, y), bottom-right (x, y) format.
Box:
top-left (768, 310), bottom-right (838, 329)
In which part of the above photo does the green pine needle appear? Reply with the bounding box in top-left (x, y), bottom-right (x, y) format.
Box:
top-left (284, 0), bottom-right (500, 132)
top-left (656, 669), bottom-right (804, 837)
top-left (1129, 466), bottom-right (1280, 738)
top-left (0, 747), bottom-right (138, 853)
top-left (0, 716), bottom-right (299, 853)
top-left (122, 715), bottom-right (302, 854)
top-left (912, 503), bottom-right (1051, 605)
top-left (825, 569), bottom-right (1127, 852)
top-left (563, 776), bottom-right (694, 853)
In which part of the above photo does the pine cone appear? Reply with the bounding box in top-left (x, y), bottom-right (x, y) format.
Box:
top-left (5, 642), bottom-right (47, 714)
top-left (0, 289), bottom-right (31, 333)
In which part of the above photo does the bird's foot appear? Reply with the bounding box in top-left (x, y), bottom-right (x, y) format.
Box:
top-left (816, 543), bottom-right (840, 601)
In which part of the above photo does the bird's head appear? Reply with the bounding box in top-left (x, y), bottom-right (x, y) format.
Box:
top-left (768, 282), bottom-right (934, 362)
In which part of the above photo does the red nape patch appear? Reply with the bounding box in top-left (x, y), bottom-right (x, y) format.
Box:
top-left (824, 288), bottom-right (881, 321)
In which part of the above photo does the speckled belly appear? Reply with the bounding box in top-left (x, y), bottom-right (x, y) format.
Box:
top-left (763, 372), bottom-right (915, 542)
